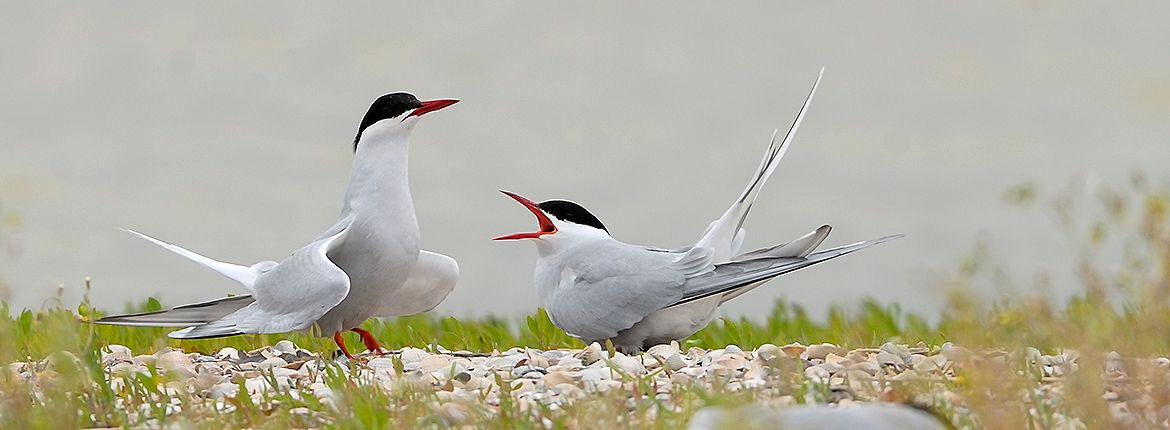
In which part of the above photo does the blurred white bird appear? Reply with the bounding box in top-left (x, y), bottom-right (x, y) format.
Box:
top-left (97, 93), bottom-right (459, 358)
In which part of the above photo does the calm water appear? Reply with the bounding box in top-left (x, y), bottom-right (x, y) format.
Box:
top-left (2, 2), bottom-right (1169, 320)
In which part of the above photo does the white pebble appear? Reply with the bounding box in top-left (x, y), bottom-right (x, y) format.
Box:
top-left (101, 345), bottom-right (132, 364)
top-left (274, 340), bottom-right (297, 354)
top-left (610, 354), bottom-right (646, 375)
top-left (258, 357), bottom-right (287, 370)
top-left (208, 382), bottom-right (238, 399)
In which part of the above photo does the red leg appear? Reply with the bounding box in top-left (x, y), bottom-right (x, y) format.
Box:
top-left (351, 327), bottom-right (385, 354)
top-left (334, 332), bottom-right (354, 359)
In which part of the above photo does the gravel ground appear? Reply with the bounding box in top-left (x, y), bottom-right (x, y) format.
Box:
top-left (7, 340), bottom-right (1169, 428)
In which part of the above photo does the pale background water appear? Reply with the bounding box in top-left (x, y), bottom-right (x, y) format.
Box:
top-left (1, 2), bottom-right (1168, 320)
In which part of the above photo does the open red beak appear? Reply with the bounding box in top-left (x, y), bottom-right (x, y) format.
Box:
top-left (410, 99), bottom-right (460, 117)
top-left (493, 191), bottom-right (557, 240)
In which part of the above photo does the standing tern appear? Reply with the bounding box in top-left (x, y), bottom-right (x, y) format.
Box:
top-left (96, 93), bottom-right (459, 358)
top-left (493, 72), bottom-right (901, 352)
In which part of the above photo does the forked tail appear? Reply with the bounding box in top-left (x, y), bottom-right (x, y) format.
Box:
top-left (694, 68), bottom-right (824, 259)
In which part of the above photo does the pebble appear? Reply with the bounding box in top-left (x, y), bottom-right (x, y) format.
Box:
top-left (9, 339), bottom-right (1165, 427)
top-left (399, 348), bottom-right (428, 367)
top-left (366, 357), bottom-right (395, 370)
top-left (755, 344), bottom-right (782, 361)
top-left (803, 343), bottom-right (841, 361)
top-left (879, 342), bottom-right (912, 364)
top-left (580, 367), bottom-right (613, 383)
top-left (779, 343), bottom-right (807, 358)
top-left (875, 351), bottom-right (904, 369)
top-left (421, 355), bottom-right (453, 373)
top-left (273, 340), bottom-right (297, 354)
top-left (647, 342), bottom-right (679, 358)
top-left (214, 347), bottom-right (240, 361)
top-left (610, 353), bottom-right (647, 375)
top-left (208, 382), bottom-right (238, 399)
top-left (664, 352), bottom-right (687, 371)
top-left (804, 365), bottom-right (831, 382)
top-left (576, 342), bottom-right (605, 365)
top-left (155, 350), bottom-right (193, 372)
top-left (101, 344), bottom-right (132, 364)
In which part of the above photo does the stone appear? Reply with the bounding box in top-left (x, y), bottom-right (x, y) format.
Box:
top-left (576, 342), bottom-right (605, 365)
top-left (257, 357), bottom-right (288, 370)
top-left (273, 340), bottom-right (297, 354)
top-left (214, 347), bottom-right (239, 361)
top-left (154, 350), bottom-right (193, 373)
top-left (208, 382), bottom-right (239, 399)
top-left (610, 354), bottom-right (647, 375)
top-left (755, 344), bottom-right (782, 361)
top-left (803, 344), bottom-right (841, 361)
top-left (101, 345), bottom-right (132, 364)
top-left (879, 342), bottom-right (912, 364)
top-left (779, 343), bottom-right (807, 358)
top-left (420, 355), bottom-right (453, 373)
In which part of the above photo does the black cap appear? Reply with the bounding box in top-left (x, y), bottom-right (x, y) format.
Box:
top-left (353, 93), bottom-right (423, 150)
top-left (537, 200), bottom-right (609, 233)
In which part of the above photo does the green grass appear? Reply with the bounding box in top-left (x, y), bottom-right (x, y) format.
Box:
top-left (5, 291), bottom-right (970, 428)
top-left (2, 175), bottom-right (1170, 428)
top-left (1, 281), bottom-right (1167, 429)
top-left (5, 295), bottom-right (943, 364)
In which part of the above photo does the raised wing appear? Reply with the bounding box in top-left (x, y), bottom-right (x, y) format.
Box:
top-left (169, 215), bottom-right (355, 338)
top-left (543, 244), bottom-right (713, 341)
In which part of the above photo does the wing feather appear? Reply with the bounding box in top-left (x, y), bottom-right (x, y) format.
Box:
top-left (692, 69), bottom-right (824, 260)
top-left (670, 234), bottom-right (902, 308)
top-left (122, 228), bottom-right (270, 290)
top-left (543, 244), bottom-right (711, 341)
top-left (95, 295), bottom-right (255, 328)
top-left (716, 225), bottom-right (832, 304)
top-left (169, 215), bottom-right (355, 338)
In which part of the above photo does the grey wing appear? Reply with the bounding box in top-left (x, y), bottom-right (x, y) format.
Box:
top-left (670, 234), bottom-right (902, 308)
top-left (371, 250), bottom-right (459, 317)
top-left (545, 246), bottom-right (712, 341)
top-left (96, 295), bottom-right (255, 328)
top-left (734, 225), bottom-right (831, 261)
top-left (717, 225), bottom-right (832, 304)
top-left (169, 215), bottom-right (354, 338)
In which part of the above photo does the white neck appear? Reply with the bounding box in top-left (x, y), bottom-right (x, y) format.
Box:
top-left (342, 121), bottom-right (416, 216)
top-left (534, 222), bottom-right (613, 257)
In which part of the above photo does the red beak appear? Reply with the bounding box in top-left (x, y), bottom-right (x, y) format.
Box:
top-left (410, 99), bottom-right (460, 117)
top-left (493, 191), bottom-right (558, 240)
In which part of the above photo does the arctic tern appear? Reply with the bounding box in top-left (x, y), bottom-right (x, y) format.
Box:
top-left (97, 93), bottom-right (459, 358)
top-left (494, 71), bottom-right (900, 352)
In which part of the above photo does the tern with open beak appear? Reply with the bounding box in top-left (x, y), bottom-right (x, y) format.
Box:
top-left (494, 71), bottom-right (901, 352)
